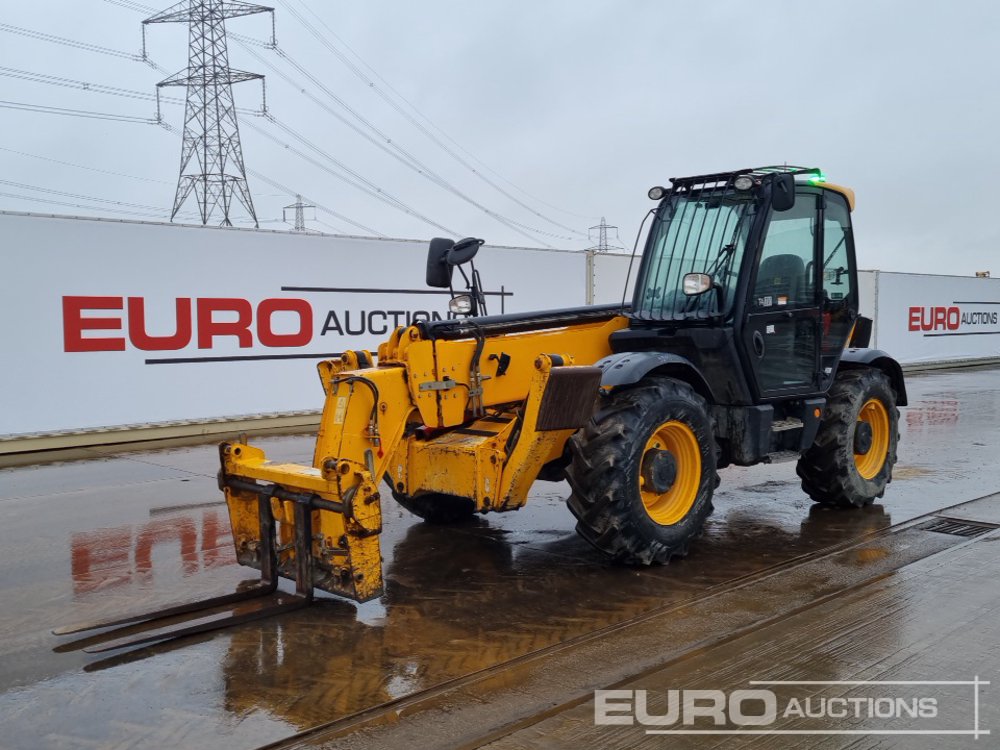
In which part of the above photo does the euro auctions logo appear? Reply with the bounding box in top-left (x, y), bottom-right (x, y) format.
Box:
top-left (62, 296), bottom-right (313, 352)
top-left (908, 305), bottom-right (999, 334)
top-left (595, 678), bottom-right (989, 738)
top-left (60, 293), bottom-right (456, 354)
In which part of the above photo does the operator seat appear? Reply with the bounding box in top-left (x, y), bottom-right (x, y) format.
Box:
top-left (755, 253), bottom-right (805, 305)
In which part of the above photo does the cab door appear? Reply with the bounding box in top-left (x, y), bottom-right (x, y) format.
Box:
top-left (742, 190), bottom-right (822, 399)
top-left (817, 190), bottom-right (859, 390)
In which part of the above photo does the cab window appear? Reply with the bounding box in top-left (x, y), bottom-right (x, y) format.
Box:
top-left (752, 193), bottom-right (818, 309)
top-left (822, 193), bottom-right (854, 303)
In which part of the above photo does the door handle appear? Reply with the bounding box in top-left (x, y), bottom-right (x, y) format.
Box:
top-left (752, 330), bottom-right (766, 358)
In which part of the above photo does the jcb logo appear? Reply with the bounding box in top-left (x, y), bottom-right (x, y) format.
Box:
top-left (62, 295), bottom-right (314, 352)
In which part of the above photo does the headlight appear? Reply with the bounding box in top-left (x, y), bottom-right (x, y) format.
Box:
top-left (449, 294), bottom-right (473, 314)
top-left (733, 174), bottom-right (754, 191)
top-left (648, 186), bottom-right (667, 200)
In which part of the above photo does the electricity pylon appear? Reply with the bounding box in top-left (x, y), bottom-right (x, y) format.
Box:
top-left (145, 0), bottom-right (273, 227)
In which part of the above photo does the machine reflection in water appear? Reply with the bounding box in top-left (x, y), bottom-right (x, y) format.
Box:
top-left (216, 502), bottom-right (892, 731)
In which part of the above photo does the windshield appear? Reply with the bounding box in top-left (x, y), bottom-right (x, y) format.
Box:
top-left (633, 191), bottom-right (757, 320)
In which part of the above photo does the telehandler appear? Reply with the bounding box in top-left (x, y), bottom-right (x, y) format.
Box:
top-left (58, 166), bottom-right (905, 650)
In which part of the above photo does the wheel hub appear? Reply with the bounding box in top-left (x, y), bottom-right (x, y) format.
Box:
top-left (854, 421), bottom-right (873, 455)
top-left (641, 449), bottom-right (678, 494)
top-left (854, 397), bottom-right (890, 480)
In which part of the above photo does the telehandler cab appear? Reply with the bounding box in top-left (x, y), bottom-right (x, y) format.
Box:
top-left (57, 166), bottom-right (905, 651)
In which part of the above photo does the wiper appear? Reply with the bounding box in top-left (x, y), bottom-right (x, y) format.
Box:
top-left (705, 242), bottom-right (736, 278)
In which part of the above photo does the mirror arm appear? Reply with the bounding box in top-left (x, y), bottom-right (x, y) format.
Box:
top-left (470, 263), bottom-right (487, 316)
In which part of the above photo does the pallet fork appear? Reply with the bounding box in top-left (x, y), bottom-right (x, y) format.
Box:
top-left (52, 447), bottom-right (328, 653)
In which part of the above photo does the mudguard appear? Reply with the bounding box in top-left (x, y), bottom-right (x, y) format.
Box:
top-left (839, 348), bottom-right (908, 406)
top-left (595, 351), bottom-right (714, 401)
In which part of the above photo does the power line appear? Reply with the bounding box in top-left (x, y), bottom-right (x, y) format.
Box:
top-left (0, 65), bottom-right (260, 116)
top-left (0, 99), bottom-right (157, 123)
top-left (0, 177), bottom-right (197, 217)
top-left (0, 5), bottom-right (406, 238)
top-left (0, 69), bottom-right (404, 234)
top-left (108, 0), bottom-right (454, 234)
top-left (0, 190), bottom-right (176, 219)
top-left (105, 0), bottom-right (570, 245)
top-left (0, 21), bottom-right (165, 72)
top-left (245, 168), bottom-right (383, 236)
top-left (117, 0), bottom-right (577, 243)
top-left (291, 0), bottom-right (597, 223)
top-left (154, 119), bottom-right (381, 236)
top-left (234, 41), bottom-right (569, 245)
top-left (0, 96), bottom-right (379, 235)
top-left (0, 146), bottom-right (171, 184)
top-left (314, 218), bottom-right (346, 234)
top-left (243, 116), bottom-right (459, 235)
top-left (284, 0), bottom-right (594, 230)
top-left (233, 42), bottom-right (560, 245)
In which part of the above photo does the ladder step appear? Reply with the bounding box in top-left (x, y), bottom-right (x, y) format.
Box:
top-left (771, 418), bottom-right (803, 432)
top-left (765, 450), bottom-right (800, 464)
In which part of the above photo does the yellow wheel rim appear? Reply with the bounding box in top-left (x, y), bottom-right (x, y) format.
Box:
top-left (855, 398), bottom-right (889, 480)
top-left (639, 420), bottom-right (702, 526)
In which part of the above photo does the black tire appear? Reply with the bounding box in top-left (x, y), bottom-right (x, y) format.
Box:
top-left (797, 368), bottom-right (899, 508)
top-left (566, 377), bottom-right (716, 565)
top-left (388, 485), bottom-right (476, 524)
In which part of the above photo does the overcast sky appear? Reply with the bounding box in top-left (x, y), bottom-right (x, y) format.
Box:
top-left (1, 1), bottom-right (997, 275)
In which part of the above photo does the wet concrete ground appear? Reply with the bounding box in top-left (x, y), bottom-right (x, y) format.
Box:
top-left (477, 505), bottom-right (1000, 750)
top-left (0, 366), bottom-right (998, 749)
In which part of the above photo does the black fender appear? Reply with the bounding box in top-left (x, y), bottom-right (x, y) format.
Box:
top-left (596, 351), bottom-right (715, 402)
top-left (839, 348), bottom-right (908, 406)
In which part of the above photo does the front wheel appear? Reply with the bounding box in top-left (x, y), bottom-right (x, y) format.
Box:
top-left (566, 377), bottom-right (716, 565)
top-left (797, 368), bottom-right (899, 508)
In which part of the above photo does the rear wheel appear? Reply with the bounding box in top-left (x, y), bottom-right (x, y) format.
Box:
top-left (566, 377), bottom-right (716, 564)
top-left (797, 368), bottom-right (899, 508)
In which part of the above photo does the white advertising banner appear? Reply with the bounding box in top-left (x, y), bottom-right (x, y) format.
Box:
top-left (871, 271), bottom-right (1000, 364)
top-left (5, 212), bottom-right (996, 436)
top-left (591, 252), bottom-right (635, 305)
top-left (857, 270), bottom-right (877, 320)
top-left (1, 212), bottom-right (587, 435)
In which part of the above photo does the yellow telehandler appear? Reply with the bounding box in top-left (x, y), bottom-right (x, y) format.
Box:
top-left (58, 166), bottom-right (906, 650)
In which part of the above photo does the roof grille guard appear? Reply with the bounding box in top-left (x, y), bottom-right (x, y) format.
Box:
top-left (667, 165), bottom-right (822, 193)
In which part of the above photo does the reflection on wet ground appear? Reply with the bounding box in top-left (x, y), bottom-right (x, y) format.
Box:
top-left (0, 366), bottom-right (998, 748)
top-left (482, 521), bottom-right (1000, 750)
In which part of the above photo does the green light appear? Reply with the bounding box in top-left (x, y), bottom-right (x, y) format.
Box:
top-left (808, 170), bottom-right (827, 184)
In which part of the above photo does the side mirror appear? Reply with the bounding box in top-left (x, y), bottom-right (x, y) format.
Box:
top-left (447, 237), bottom-right (484, 266)
top-left (426, 237), bottom-right (455, 288)
top-left (683, 272), bottom-right (713, 296)
top-left (771, 173), bottom-right (796, 212)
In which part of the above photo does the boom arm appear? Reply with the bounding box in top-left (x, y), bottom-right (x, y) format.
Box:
top-left (219, 310), bottom-right (628, 601)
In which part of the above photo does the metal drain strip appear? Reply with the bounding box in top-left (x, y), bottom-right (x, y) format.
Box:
top-left (917, 517), bottom-right (1000, 538)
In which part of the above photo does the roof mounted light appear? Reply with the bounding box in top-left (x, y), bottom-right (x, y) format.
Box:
top-left (808, 170), bottom-right (827, 184)
top-left (648, 186), bottom-right (667, 200)
top-left (733, 174), bottom-right (754, 191)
